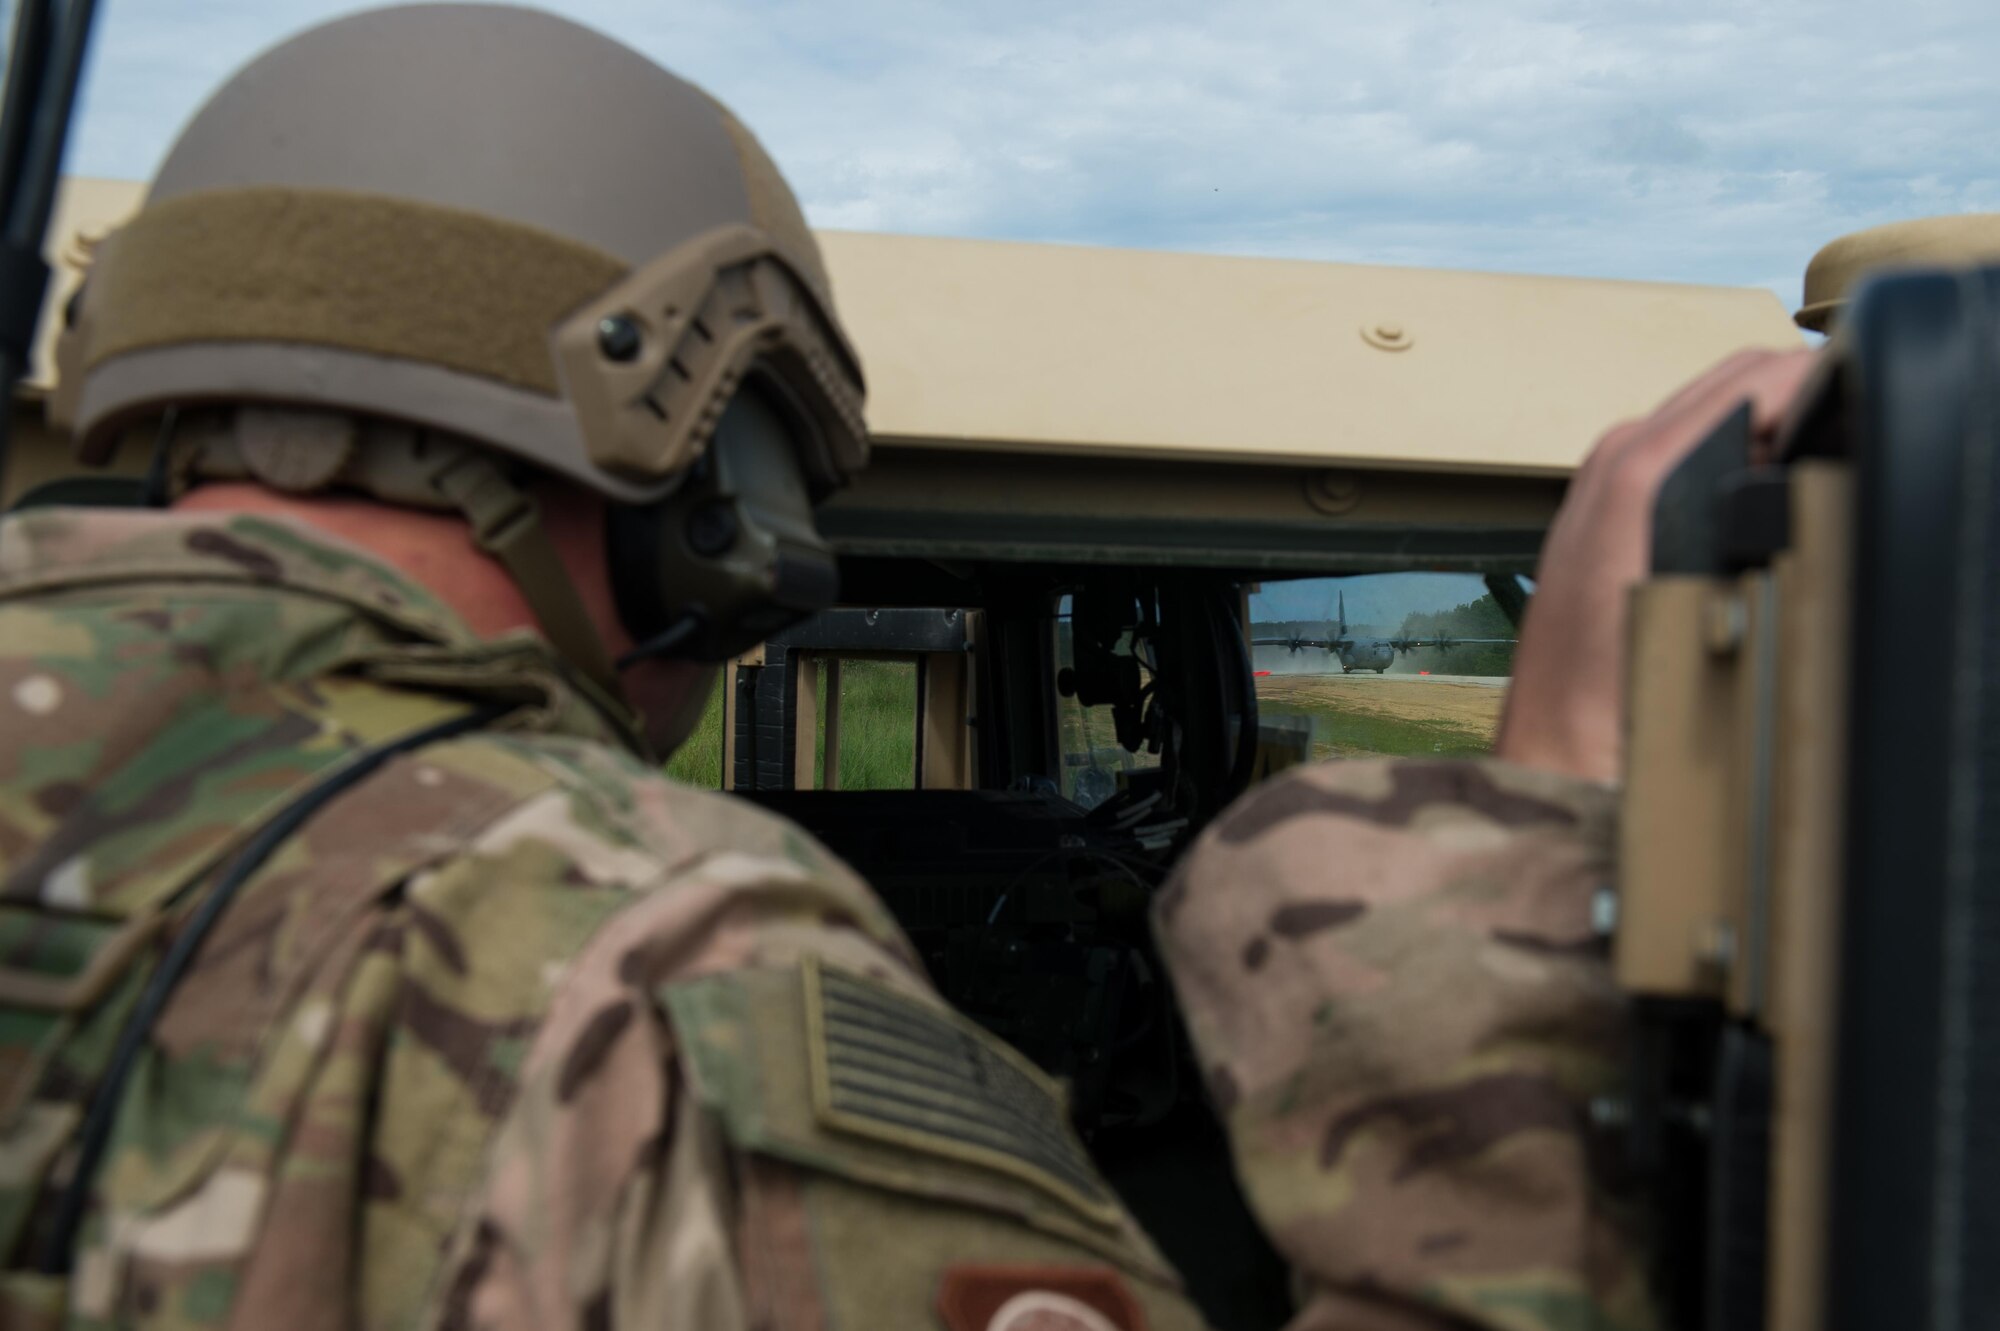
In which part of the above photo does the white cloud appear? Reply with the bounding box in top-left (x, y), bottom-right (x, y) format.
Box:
top-left (63, 0), bottom-right (2000, 307)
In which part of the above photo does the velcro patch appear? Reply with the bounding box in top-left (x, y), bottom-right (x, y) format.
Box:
top-left (937, 1264), bottom-right (1147, 1331)
top-left (802, 958), bottom-right (1120, 1226)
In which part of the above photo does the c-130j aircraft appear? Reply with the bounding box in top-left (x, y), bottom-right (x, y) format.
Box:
top-left (1251, 590), bottom-right (1517, 673)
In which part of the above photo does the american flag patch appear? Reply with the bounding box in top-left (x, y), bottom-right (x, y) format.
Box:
top-left (802, 957), bottom-right (1120, 1227)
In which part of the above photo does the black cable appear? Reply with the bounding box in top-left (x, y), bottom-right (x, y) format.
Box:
top-left (986, 846), bottom-right (1069, 924)
top-left (615, 613), bottom-right (699, 668)
top-left (39, 702), bottom-right (503, 1273)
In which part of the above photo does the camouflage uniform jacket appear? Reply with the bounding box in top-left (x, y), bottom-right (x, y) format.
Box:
top-left (1155, 759), bottom-right (1655, 1331)
top-left (0, 507), bottom-right (1202, 1331)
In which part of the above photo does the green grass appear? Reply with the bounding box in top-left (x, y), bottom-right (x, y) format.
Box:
top-left (1257, 700), bottom-right (1491, 761)
top-left (815, 660), bottom-right (917, 789)
top-left (664, 678), bottom-right (725, 787)
top-left (662, 659), bottom-right (918, 789)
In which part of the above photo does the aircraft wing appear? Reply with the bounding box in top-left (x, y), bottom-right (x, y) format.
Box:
top-left (1250, 636), bottom-right (1347, 651)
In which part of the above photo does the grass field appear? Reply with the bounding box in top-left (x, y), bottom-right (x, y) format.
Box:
top-left (1255, 675), bottom-right (1503, 760)
top-left (665, 663), bottom-right (1503, 787)
top-left (664, 660), bottom-right (918, 789)
top-left (813, 660), bottom-right (918, 789)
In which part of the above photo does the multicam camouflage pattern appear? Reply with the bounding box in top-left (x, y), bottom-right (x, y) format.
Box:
top-left (0, 507), bottom-right (1201, 1331)
top-left (1155, 759), bottom-right (1655, 1331)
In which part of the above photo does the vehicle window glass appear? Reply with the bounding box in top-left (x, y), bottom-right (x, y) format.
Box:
top-left (1054, 595), bottom-right (1162, 809)
top-left (1249, 573), bottom-right (1524, 761)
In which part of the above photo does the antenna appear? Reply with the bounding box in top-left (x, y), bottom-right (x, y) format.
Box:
top-left (0, 0), bottom-right (102, 498)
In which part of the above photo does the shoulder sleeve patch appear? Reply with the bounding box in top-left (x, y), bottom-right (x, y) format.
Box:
top-left (662, 958), bottom-right (1130, 1239)
top-left (801, 958), bottom-right (1117, 1225)
top-left (938, 1264), bottom-right (1147, 1331)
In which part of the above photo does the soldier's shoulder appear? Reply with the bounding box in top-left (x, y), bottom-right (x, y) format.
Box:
top-left (1157, 757), bottom-right (1617, 939)
top-left (0, 506), bottom-right (465, 632)
top-left (434, 727), bottom-right (862, 894)
top-left (1202, 756), bottom-right (1615, 850)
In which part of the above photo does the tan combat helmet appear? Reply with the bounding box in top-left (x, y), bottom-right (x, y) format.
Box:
top-left (54, 4), bottom-right (866, 701)
top-left (1796, 214), bottom-right (2000, 333)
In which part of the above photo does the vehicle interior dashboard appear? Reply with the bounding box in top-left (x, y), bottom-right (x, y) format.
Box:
top-left (721, 538), bottom-right (1536, 1328)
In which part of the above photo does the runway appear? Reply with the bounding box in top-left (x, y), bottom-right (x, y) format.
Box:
top-left (1253, 670), bottom-right (1509, 689)
top-left (1254, 673), bottom-right (1508, 756)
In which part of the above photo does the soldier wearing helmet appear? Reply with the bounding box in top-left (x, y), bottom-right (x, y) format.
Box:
top-left (0, 8), bottom-right (1203, 1329)
top-left (1794, 213), bottom-right (2000, 333)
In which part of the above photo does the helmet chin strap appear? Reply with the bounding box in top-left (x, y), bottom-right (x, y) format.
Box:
top-left (423, 449), bottom-right (627, 700)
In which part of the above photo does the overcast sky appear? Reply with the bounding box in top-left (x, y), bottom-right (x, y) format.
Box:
top-left (63, 0), bottom-right (2000, 310)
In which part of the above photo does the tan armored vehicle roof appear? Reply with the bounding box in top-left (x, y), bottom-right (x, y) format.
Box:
top-left (30, 176), bottom-right (1797, 483)
top-left (819, 229), bottom-right (1801, 477)
top-left (22, 176), bottom-right (145, 393)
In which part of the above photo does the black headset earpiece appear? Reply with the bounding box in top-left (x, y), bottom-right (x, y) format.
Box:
top-left (605, 375), bottom-right (841, 665)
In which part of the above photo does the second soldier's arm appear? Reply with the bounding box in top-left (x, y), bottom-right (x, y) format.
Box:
top-left (1155, 758), bottom-right (1644, 1331)
top-left (1153, 349), bottom-right (1818, 1331)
